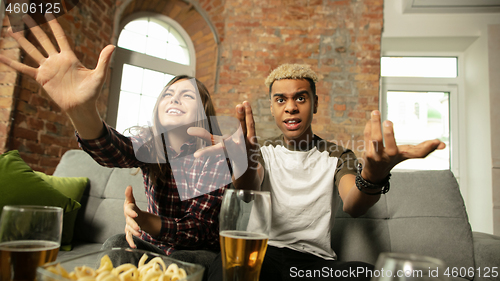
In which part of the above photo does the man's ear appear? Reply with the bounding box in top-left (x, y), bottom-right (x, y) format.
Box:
top-left (270, 101), bottom-right (274, 116)
top-left (313, 94), bottom-right (318, 114)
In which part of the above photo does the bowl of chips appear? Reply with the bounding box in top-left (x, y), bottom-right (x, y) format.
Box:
top-left (37, 248), bottom-right (205, 281)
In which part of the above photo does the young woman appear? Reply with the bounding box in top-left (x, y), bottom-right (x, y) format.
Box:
top-left (0, 14), bottom-right (231, 268)
top-left (77, 75), bottom-right (231, 255)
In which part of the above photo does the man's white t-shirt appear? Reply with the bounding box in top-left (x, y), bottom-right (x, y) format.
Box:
top-left (259, 135), bottom-right (357, 260)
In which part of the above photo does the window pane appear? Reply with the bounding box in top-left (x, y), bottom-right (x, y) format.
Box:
top-left (118, 17), bottom-right (190, 65)
top-left (164, 74), bottom-right (175, 85)
top-left (145, 37), bottom-right (168, 60)
top-left (148, 21), bottom-right (169, 40)
top-left (386, 91), bottom-right (450, 170)
top-left (381, 57), bottom-right (457, 78)
top-left (123, 19), bottom-right (148, 35)
top-left (121, 64), bottom-right (144, 94)
top-left (166, 44), bottom-right (189, 65)
top-left (116, 91), bottom-right (141, 135)
top-left (138, 95), bottom-right (157, 127)
top-left (118, 29), bottom-right (147, 53)
top-left (142, 69), bottom-right (167, 98)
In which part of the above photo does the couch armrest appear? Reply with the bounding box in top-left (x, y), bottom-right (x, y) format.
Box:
top-left (472, 231), bottom-right (500, 281)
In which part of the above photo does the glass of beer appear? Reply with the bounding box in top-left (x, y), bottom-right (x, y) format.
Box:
top-left (219, 189), bottom-right (271, 281)
top-left (0, 205), bottom-right (63, 281)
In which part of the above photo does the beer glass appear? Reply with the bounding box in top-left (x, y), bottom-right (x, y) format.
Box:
top-left (0, 205), bottom-right (63, 281)
top-left (371, 252), bottom-right (450, 281)
top-left (219, 189), bottom-right (271, 281)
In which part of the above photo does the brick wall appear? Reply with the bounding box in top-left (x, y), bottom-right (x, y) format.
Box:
top-left (211, 0), bottom-right (383, 153)
top-left (0, 2), bottom-right (24, 157)
top-left (0, 0), bottom-right (382, 172)
top-left (115, 0), bottom-right (382, 155)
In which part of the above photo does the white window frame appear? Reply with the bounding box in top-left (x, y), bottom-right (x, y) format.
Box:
top-left (107, 12), bottom-right (196, 128)
top-left (380, 52), bottom-right (466, 187)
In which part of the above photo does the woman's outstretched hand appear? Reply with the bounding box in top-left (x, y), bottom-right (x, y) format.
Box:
top-left (0, 14), bottom-right (114, 112)
top-left (0, 14), bottom-right (115, 138)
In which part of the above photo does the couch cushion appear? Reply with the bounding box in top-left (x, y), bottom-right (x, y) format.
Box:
top-left (34, 171), bottom-right (89, 250)
top-left (387, 170), bottom-right (469, 218)
top-left (0, 150), bottom-right (82, 249)
top-left (386, 170), bottom-right (474, 274)
top-left (333, 170), bottom-right (474, 280)
top-left (54, 150), bottom-right (147, 244)
top-left (331, 218), bottom-right (391, 263)
top-left (472, 232), bottom-right (500, 281)
top-left (35, 172), bottom-right (88, 204)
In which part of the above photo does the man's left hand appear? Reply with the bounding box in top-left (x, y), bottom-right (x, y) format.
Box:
top-left (361, 110), bottom-right (446, 183)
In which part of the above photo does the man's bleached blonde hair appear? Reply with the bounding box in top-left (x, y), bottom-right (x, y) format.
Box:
top-left (264, 64), bottom-right (318, 88)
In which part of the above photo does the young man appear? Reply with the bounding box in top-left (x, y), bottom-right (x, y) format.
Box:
top-left (205, 64), bottom-right (445, 280)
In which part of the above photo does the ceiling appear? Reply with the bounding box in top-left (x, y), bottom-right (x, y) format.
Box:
top-left (403, 0), bottom-right (500, 13)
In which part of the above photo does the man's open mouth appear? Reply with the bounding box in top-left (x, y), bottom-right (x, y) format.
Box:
top-left (284, 119), bottom-right (301, 130)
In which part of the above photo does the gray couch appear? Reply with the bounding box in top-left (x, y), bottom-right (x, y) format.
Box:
top-left (54, 150), bottom-right (500, 280)
top-left (54, 149), bottom-right (148, 262)
top-left (332, 170), bottom-right (500, 281)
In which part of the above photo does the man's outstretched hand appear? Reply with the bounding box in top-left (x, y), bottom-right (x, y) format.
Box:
top-left (360, 110), bottom-right (446, 184)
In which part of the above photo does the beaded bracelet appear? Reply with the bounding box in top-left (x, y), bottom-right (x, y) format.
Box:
top-left (355, 163), bottom-right (391, 195)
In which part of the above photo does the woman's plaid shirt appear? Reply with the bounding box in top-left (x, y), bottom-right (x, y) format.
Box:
top-left (76, 123), bottom-right (231, 255)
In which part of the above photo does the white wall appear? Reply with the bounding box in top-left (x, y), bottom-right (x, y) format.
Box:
top-left (489, 25), bottom-right (500, 235)
top-left (382, 0), bottom-right (500, 234)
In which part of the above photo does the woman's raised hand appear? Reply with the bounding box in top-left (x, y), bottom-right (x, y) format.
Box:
top-left (0, 14), bottom-right (115, 138)
top-left (0, 13), bottom-right (114, 114)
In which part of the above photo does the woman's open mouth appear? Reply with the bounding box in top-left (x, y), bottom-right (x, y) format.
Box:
top-left (166, 108), bottom-right (185, 115)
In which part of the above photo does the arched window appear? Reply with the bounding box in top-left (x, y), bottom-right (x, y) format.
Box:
top-left (107, 13), bottom-right (196, 134)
